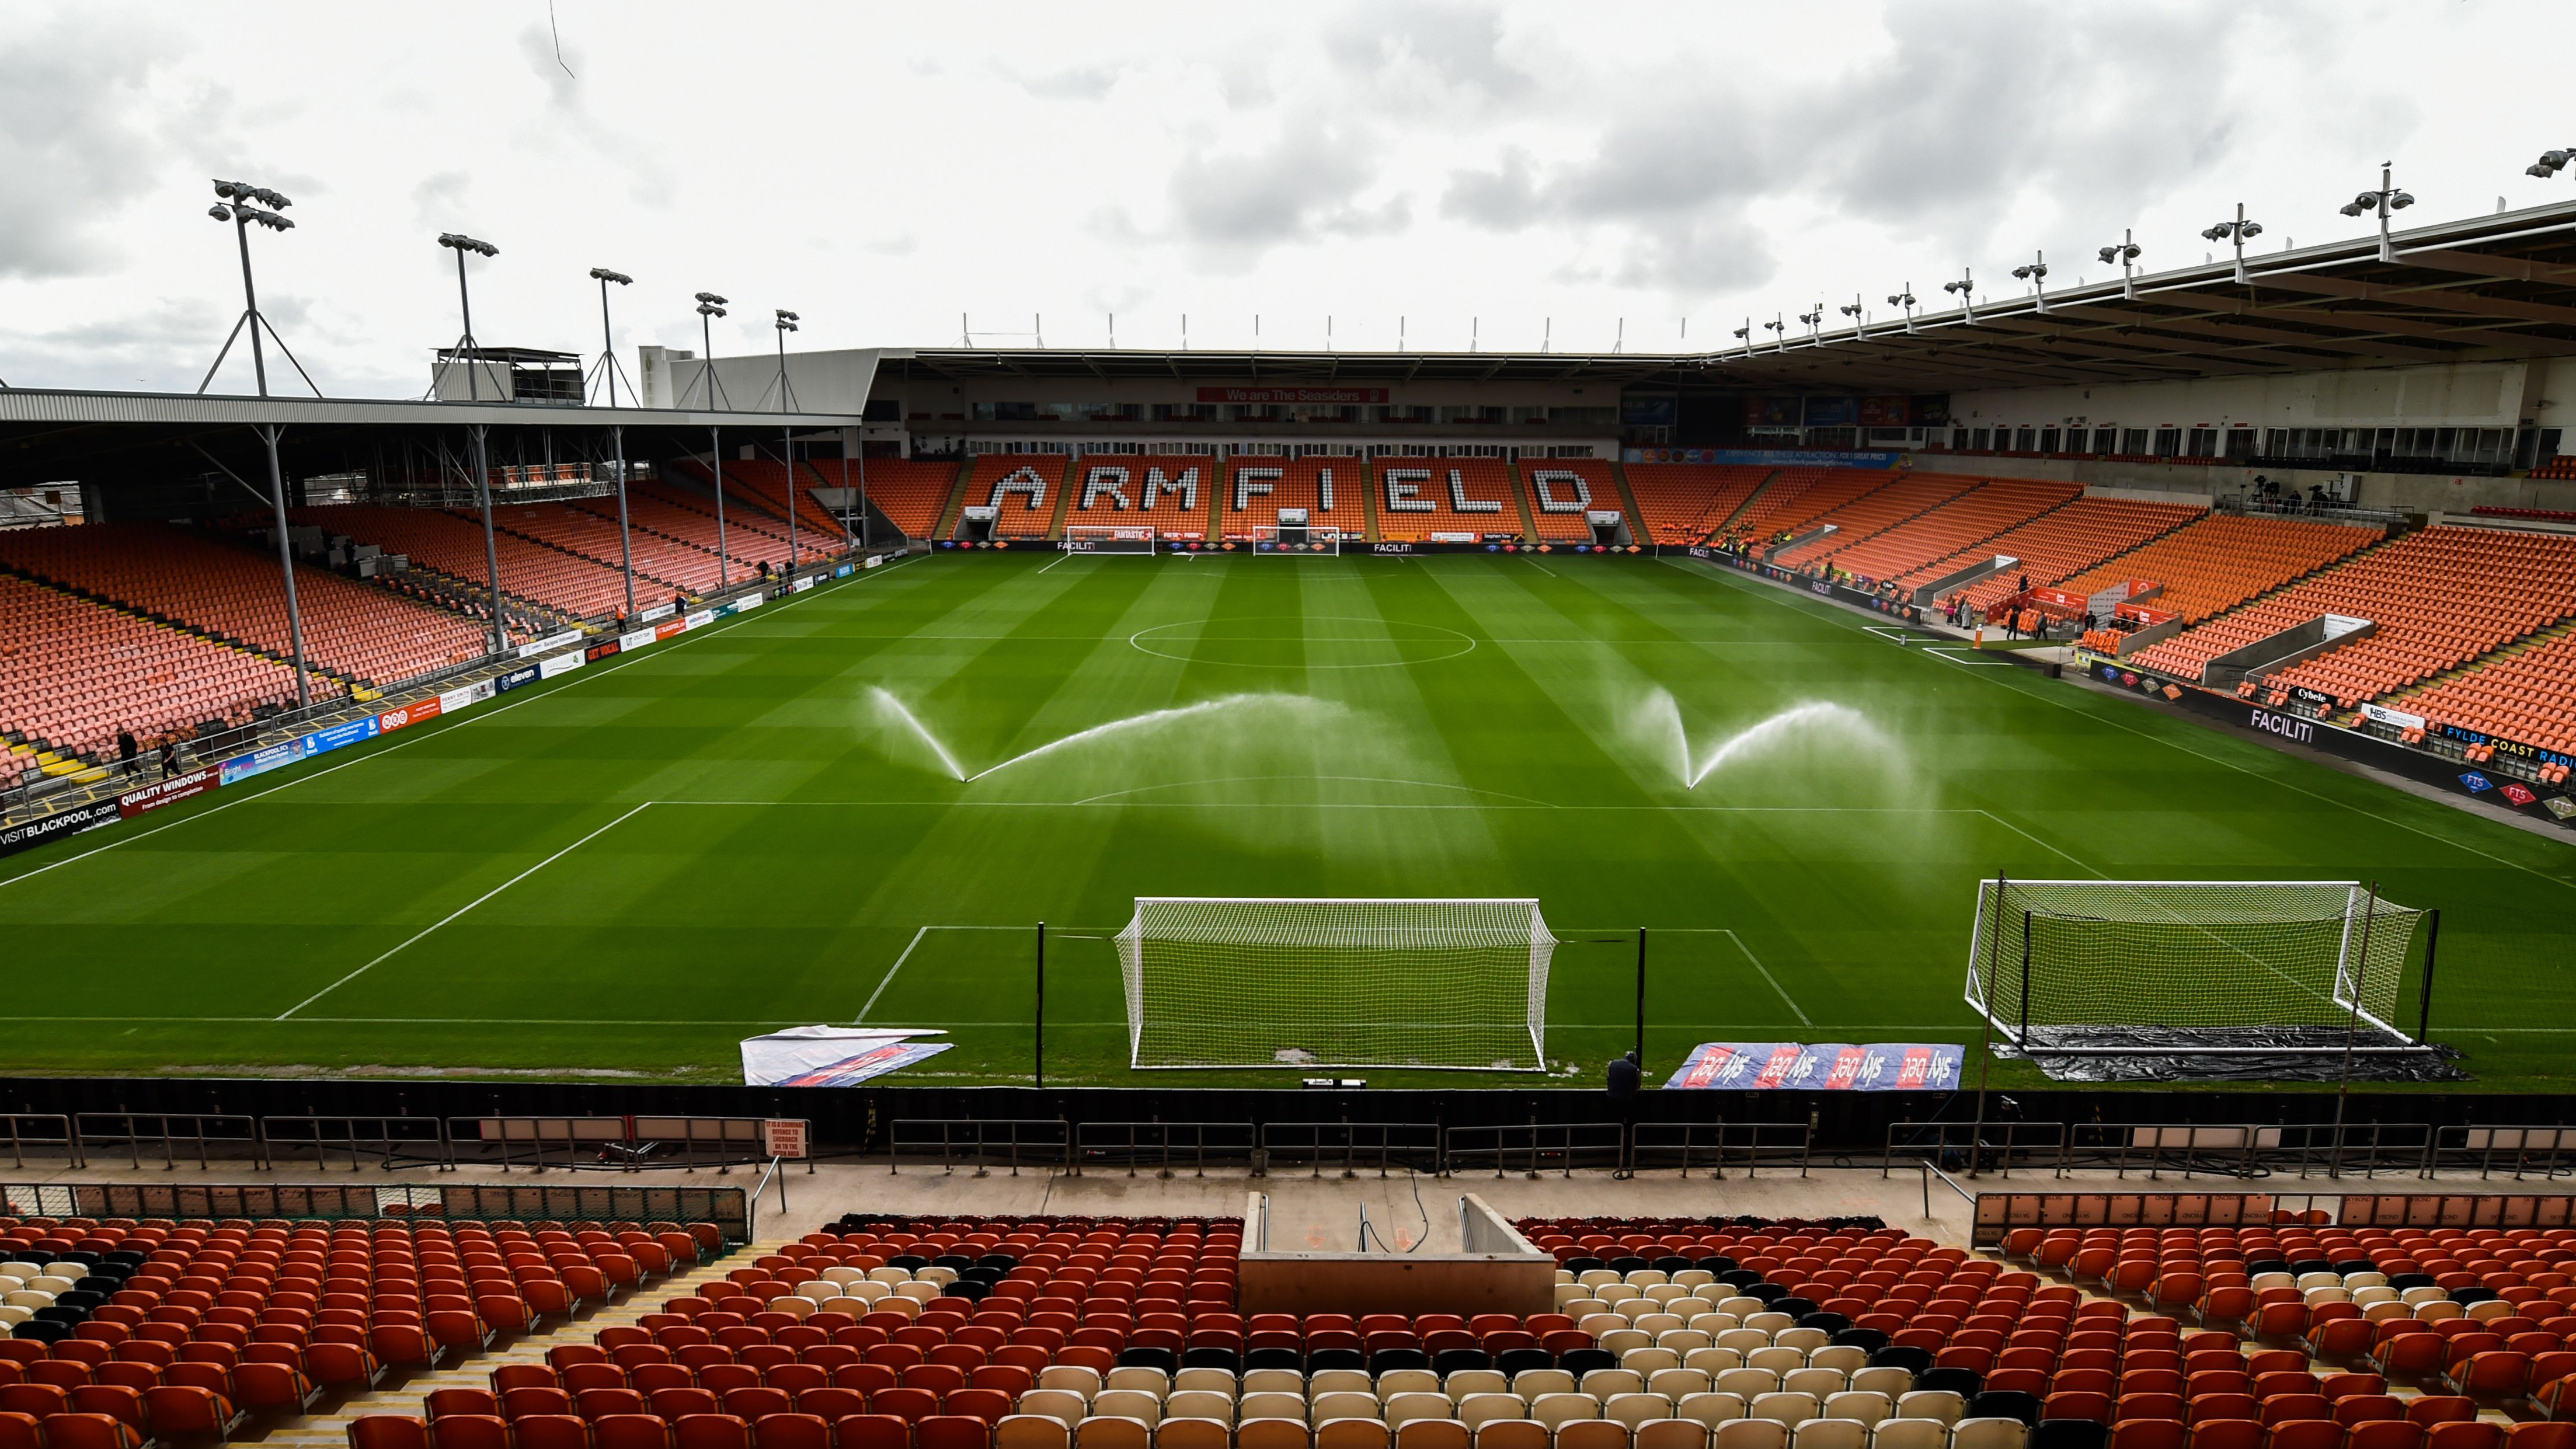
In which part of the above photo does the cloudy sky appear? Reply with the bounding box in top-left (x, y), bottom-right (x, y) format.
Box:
top-left (0, 1), bottom-right (2560, 398)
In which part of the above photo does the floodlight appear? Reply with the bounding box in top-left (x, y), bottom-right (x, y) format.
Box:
top-left (591, 267), bottom-right (633, 285)
top-left (695, 291), bottom-right (727, 305)
top-left (438, 232), bottom-right (497, 257)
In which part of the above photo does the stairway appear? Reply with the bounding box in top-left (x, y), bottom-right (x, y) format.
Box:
top-left (268, 1239), bottom-right (776, 1449)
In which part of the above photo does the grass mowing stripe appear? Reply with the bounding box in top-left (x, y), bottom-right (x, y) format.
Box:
top-left (274, 800), bottom-right (655, 1019)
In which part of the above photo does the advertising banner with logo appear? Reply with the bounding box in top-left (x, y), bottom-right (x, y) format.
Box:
top-left (379, 696), bottom-right (440, 734)
top-left (517, 629), bottom-right (583, 659)
top-left (654, 619), bottom-right (686, 642)
top-left (1628, 447), bottom-right (1904, 469)
top-left (1663, 1041), bottom-right (1964, 1091)
top-left (835, 563), bottom-right (855, 578)
top-left (304, 715), bottom-right (381, 758)
top-left (684, 609), bottom-right (715, 630)
top-left (495, 664), bottom-right (542, 693)
top-left (1196, 385), bottom-right (1389, 405)
top-left (739, 1025), bottom-right (953, 1086)
top-left (792, 575), bottom-right (815, 593)
top-left (2360, 702), bottom-right (2427, 731)
top-left (864, 555), bottom-right (883, 569)
top-left (438, 680), bottom-right (495, 715)
top-left (220, 738), bottom-right (307, 785)
top-left (640, 602), bottom-right (676, 623)
top-left (620, 628), bottom-right (657, 652)
top-left (0, 797), bottom-right (125, 858)
top-left (119, 768), bottom-right (218, 818)
top-left (585, 640), bottom-right (622, 663)
top-left (537, 651), bottom-right (584, 680)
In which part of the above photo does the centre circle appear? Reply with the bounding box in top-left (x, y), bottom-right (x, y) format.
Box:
top-left (1130, 616), bottom-right (1477, 669)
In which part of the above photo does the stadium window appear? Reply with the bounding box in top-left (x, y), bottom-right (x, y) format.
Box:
top-left (2225, 427), bottom-right (2256, 461)
top-left (2038, 427), bottom-right (2060, 454)
top-left (2011, 426), bottom-right (2035, 452)
top-left (2152, 427), bottom-right (2181, 457)
top-left (2186, 427), bottom-right (2218, 457)
top-left (1969, 427), bottom-right (1991, 450)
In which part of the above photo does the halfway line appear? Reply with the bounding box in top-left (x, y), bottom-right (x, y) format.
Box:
top-left (274, 801), bottom-right (653, 1020)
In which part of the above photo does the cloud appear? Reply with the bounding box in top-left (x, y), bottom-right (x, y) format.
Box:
top-left (1440, 148), bottom-right (1541, 230)
top-left (1168, 120), bottom-right (1407, 257)
top-left (0, 15), bottom-right (180, 279)
top-left (1005, 62), bottom-right (1122, 101)
top-left (410, 172), bottom-right (471, 233)
top-left (1325, 1), bottom-right (1532, 105)
top-left (513, 22), bottom-right (676, 204)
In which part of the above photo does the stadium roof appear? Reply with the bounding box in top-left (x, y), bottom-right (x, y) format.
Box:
top-left (876, 198), bottom-right (2576, 395)
top-left (0, 389), bottom-right (863, 487)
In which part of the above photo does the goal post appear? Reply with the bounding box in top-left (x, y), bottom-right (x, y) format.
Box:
top-left (1964, 879), bottom-right (2432, 1054)
top-left (1116, 897), bottom-right (1553, 1070)
top-left (1252, 526), bottom-right (1343, 555)
top-left (1064, 525), bottom-right (1157, 555)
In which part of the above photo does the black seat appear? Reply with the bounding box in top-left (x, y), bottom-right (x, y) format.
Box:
top-left (1495, 1348), bottom-right (1554, 1377)
top-left (1370, 1349), bottom-right (1430, 1375)
top-left (1433, 1349), bottom-right (1491, 1378)
top-left (1919, 1367), bottom-right (1984, 1398)
top-left (1651, 1257), bottom-right (1695, 1275)
top-left (2028, 1420), bottom-right (2108, 1449)
top-left (1969, 1391), bottom-right (2042, 1427)
top-left (1564, 1257), bottom-right (1607, 1277)
top-left (1306, 1348), bottom-right (1366, 1373)
top-left (2288, 1259), bottom-right (2335, 1276)
top-left (930, 1255), bottom-right (976, 1272)
top-left (976, 1255), bottom-right (1019, 1272)
top-left (1244, 1347), bottom-right (1305, 1372)
top-left (1742, 1283), bottom-right (1789, 1305)
top-left (1557, 1347), bottom-right (1617, 1377)
top-left (1867, 1346), bottom-right (1935, 1375)
top-left (1770, 1296), bottom-right (1820, 1319)
top-left (943, 1280), bottom-right (989, 1302)
top-left (11, 1320), bottom-right (72, 1343)
top-left (886, 1254), bottom-right (930, 1272)
top-left (2450, 1286), bottom-right (2502, 1306)
top-left (1797, 1313), bottom-right (1852, 1336)
top-left (2243, 1258), bottom-right (2292, 1277)
top-left (2332, 1259), bottom-right (2377, 1277)
top-left (1117, 1346), bottom-right (1178, 1374)
top-left (1830, 1328), bottom-right (1890, 1354)
top-left (1181, 1347), bottom-right (1241, 1373)
top-left (1696, 1256), bottom-right (1739, 1276)
top-left (1607, 1256), bottom-right (1650, 1276)
top-left (1716, 1269), bottom-right (1763, 1291)
top-left (2387, 1273), bottom-right (2438, 1291)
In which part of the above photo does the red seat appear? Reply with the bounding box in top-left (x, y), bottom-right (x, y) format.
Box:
top-left (751, 1415), bottom-right (829, 1449)
top-left (230, 1362), bottom-right (318, 1414)
top-left (517, 1415), bottom-right (593, 1449)
top-left (2263, 1423), bottom-right (2344, 1449)
top-left (2510, 1427), bottom-right (2576, 1449)
top-left (831, 1417), bottom-right (911, 1449)
top-left (2426, 1428), bottom-right (2502, 1449)
top-left (2047, 1392), bottom-right (2115, 1423)
top-left (871, 1389), bottom-right (938, 1423)
top-left (349, 1415), bottom-right (430, 1449)
top-left (375, 1325), bottom-right (444, 1371)
top-left (43, 1412), bottom-right (146, 1449)
top-left (2347, 1426), bottom-right (2425, 1449)
top-left (2114, 1423), bottom-right (2189, 1449)
top-left (722, 1391), bottom-right (792, 1423)
top-left (673, 1416), bottom-right (751, 1449)
top-left (2408, 1401), bottom-right (2477, 1427)
top-left (507, 1389), bottom-right (579, 1422)
top-left (147, 1384), bottom-right (241, 1441)
top-left (310, 1342), bottom-right (384, 1389)
top-left (917, 1417), bottom-right (991, 1449)
top-left (593, 1416), bottom-right (674, 1449)
top-left (433, 1391), bottom-right (507, 1422)
top-left (2189, 1422), bottom-right (2262, 1449)
top-left (0, 1413), bottom-right (39, 1449)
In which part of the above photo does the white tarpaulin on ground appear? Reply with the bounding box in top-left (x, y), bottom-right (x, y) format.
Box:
top-left (740, 1025), bottom-right (951, 1086)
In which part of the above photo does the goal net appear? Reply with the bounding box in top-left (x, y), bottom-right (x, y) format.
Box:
top-left (1964, 879), bottom-right (2430, 1054)
top-left (1116, 897), bottom-right (1554, 1070)
top-left (1065, 525), bottom-right (1157, 555)
top-left (1252, 527), bottom-right (1343, 555)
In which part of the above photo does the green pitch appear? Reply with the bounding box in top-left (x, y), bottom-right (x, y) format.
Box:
top-left (4, 551), bottom-right (2570, 1089)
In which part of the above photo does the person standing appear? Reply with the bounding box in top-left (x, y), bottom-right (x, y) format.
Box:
top-left (117, 729), bottom-right (139, 776)
top-left (1605, 1049), bottom-right (1642, 1177)
top-left (159, 741), bottom-right (180, 779)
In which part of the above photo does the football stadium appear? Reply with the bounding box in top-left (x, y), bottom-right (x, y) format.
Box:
top-left (6, 12), bottom-right (2576, 1449)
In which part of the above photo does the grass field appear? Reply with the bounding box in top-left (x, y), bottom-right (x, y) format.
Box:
top-left (4, 549), bottom-right (2571, 1090)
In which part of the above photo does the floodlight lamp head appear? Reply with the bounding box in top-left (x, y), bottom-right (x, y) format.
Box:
top-left (2238, 220), bottom-right (2261, 238)
top-left (590, 267), bottom-right (633, 285)
top-left (2098, 247), bottom-right (2118, 263)
top-left (213, 180), bottom-right (241, 199)
top-left (694, 291), bottom-right (727, 305)
top-left (2011, 265), bottom-right (2032, 280)
top-left (2547, 150), bottom-right (2574, 169)
top-left (208, 204), bottom-right (232, 221)
top-left (2390, 190), bottom-right (2414, 208)
top-left (698, 301), bottom-right (726, 319)
top-left (2201, 224), bottom-right (2226, 241)
top-left (775, 309), bottom-right (799, 322)
top-left (2530, 163), bottom-right (2557, 179)
top-left (438, 233), bottom-right (497, 256)
top-left (2339, 201), bottom-right (2368, 217)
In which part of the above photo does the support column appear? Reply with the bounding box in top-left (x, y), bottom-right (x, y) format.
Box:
top-left (257, 423), bottom-right (310, 710)
top-left (470, 423), bottom-right (505, 654)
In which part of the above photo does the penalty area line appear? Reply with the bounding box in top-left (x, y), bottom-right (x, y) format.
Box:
top-left (854, 924), bottom-right (1040, 1025)
top-left (274, 801), bottom-right (654, 1020)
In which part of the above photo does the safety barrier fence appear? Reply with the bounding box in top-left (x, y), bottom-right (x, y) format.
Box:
top-left (1887, 1120), bottom-right (2576, 1182)
top-left (1969, 1189), bottom-right (2576, 1249)
top-left (0, 1180), bottom-right (752, 1242)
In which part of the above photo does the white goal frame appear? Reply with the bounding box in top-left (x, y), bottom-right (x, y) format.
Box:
top-left (1116, 896), bottom-right (1552, 1071)
top-left (1962, 877), bottom-right (2429, 1054)
top-left (1251, 526), bottom-right (1345, 555)
top-left (1064, 525), bottom-right (1157, 555)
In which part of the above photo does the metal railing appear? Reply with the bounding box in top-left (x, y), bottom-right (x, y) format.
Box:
top-left (0, 1179), bottom-right (752, 1241)
top-left (1071, 1121), bottom-right (1256, 1177)
top-left (1259, 1121), bottom-right (1440, 1178)
top-left (262, 1115), bottom-right (455, 1172)
top-left (2429, 1126), bottom-right (2576, 1180)
top-left (888, 1119), bottom-right (1067, 1176)
top-left (1630, 1120), bottom-right (1812, 1178)
top-left (72, 1113), bottom-right (262, 1172)
top-left (0, 1114), bottom-right (80, 1169)
top-left (1443, 1122), bottom-right (1626, 1179)
top-left (2063, 1122), bottom-right (2282, 1179)
top-left (1883, 1119), bottom-right (2070, 1179)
